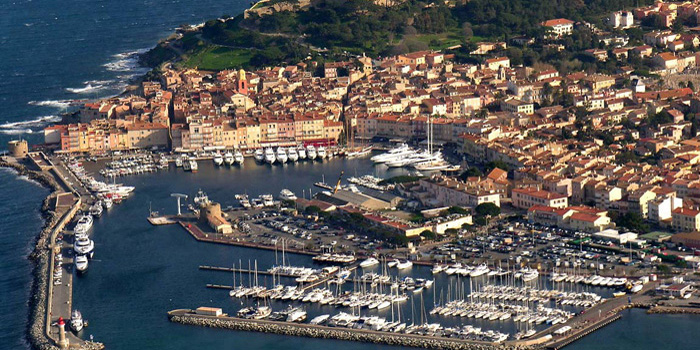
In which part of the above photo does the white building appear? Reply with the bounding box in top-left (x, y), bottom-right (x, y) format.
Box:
top-left (610, 11), bottom-right (634, 29)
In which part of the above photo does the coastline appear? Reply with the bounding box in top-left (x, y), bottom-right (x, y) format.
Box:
top-left (0, 157), bottom-right (103, 350)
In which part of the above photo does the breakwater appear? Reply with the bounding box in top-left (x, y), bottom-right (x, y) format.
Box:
top-left (0, 156), bottom-right (103, 350)
top-left (167, 309), bottom-right (527, 350)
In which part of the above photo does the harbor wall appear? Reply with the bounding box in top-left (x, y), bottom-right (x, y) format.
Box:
top-left (168, 310), bottom-right (533, 350)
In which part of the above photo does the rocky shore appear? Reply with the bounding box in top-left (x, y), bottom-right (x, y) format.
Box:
top-left (0, 157), bottom-right (104, 350)
top-left (169, 312), bottom-right (533, 350)
top-left (647, 306), bottom-right (700, 315)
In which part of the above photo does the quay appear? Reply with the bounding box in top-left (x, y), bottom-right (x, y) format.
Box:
top-left (178, 220), bottom-right (319, 256)
top-left (200, 264), bottom-right (360, 291)
top-left (167, 308), bottom-right (504, 350)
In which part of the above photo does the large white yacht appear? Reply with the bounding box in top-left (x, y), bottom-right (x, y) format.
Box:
top-left (297, 145), bottom-right (307, 160)
top-left (189, 159), bottom-right (198, 172)
top-left (234, 150), bottom-right (244, 164)
top-left (73, 215), bottom-right (93, 235)
top-left (213, 152), bottom-right (224, 166)
top-left (360, 257), bottom-right (379, 268)
top-left (370, 144), bottom-right (414, 164)
top-left (73, 237), bottom-right (95, 257)
top-left (254, 149), bottom-right (264, 162)
top-left (223, 152), bottom-right (234, 166)
top-left (306, 145), bottom-right (317, 160)
top-left (264, 148), bottom-right (276, 164)
top-left (75, 255), bottom-right (88, 273)
top-left (279, 189), bottom-right (297, 201)
top-left (287, 147), bottom-right (299, 162)
top-left (316, 146), bottom-right (327, 159)
top-left (276, 148), bottom-right (288, 163)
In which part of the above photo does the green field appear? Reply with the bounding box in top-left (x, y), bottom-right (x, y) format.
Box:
top-left (181, 46), bottom-right (254, 70)
top-left (412, 30), bottom-right (465, 50)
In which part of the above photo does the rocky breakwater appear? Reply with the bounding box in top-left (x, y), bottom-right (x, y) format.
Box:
top-left (168, 310), bottom-right (533, 350)
top-left (0, 157), bottom-right (103, 350)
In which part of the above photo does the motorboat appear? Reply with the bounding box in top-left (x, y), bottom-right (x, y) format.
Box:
top-left (74, 215), bottom-right (93, 235)
top-left (102, 198), bottom-right (113, 209)
top-left (213, 153), bottom-right (224, 166)
top-left (297, 145), bottom-right (307, 160)
top-left (234, 150), bottom-right (244, 164)
top-left (279, 189), bottom-right (297, 201)
top-left (189, 160), bottom-right (198, 172)
top-left (306, 145), bottom-right (317, 160)
top-left (89, 203), bottom-right (103, 217)
top-left (370, 144), bottom-right (413, 163)
top-left (286, 308), bottom-right (307, 322)
top-left (223, 152), bottom-right (234, 165)
top-left (73, 237), bottom-right (94, 257)
top-left (287, 147), bottom-right (299, 162)
top-left (75, 255), bottom-right (88, 273)
top-left (254, 149), bottom-right (264, 162)
top-left (175, 157), bottom-right (183, 167)
top-left (183, 158), bottom-right (191, 171)
top-left (316, 146), bottom-right (327, 159)
top-left (193, 189), bottom-right (210, 206)
top-left (360, 257), bottom-right (379, 268)
top-left (264, 148), bottom-right (276, 164)
top-left (70, 310), bottom-right (84, 332)
top-left (395, 260), bottom-right (413, 270)
top-left (630, 284), bottom-right (643, 293)
top-left (276, 148), bottom-right (288, 163)
top-left (310, 314), bottom-right (330, 325)
top-left (469, 264), bottom-right (490, 277)
top-left (520, 268), bottom-right (539, 282)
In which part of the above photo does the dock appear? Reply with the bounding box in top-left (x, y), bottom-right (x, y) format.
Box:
top-left (200, 264), bottom-right (360, 291)
top-left (147, 215), bottom-right (178, 225)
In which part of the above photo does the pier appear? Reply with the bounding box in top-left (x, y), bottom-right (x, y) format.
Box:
top-left (167, 309), bottom-right (503, 350)
top-left (200, 264), bottom-right (360, 291)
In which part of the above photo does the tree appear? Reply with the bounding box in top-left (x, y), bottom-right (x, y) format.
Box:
top-left (305, 205), bottom-right (322, 215)
top-left (420, 230), bottom-right (436, 240)
top-left (475, 203), bottom-right (501, 217)
top-left (485, 160), bottom-right (509, 173)
top-left (459, 167), bottom-right (483, 180)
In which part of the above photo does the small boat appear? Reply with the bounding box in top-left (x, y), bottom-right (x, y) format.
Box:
top-left (70, 310), bottom-right (84, 332)
top-left (395, 260), bottom-right (413, 270)
top-left (254, 149), bottom-right (264, 162)
top-left (102, 198), bottom-right (113, 209)
top-left (613, 291), bottom-right (627, 297)
top-left (630, 284), bottom-right (643, 293)
top-left (360, 257), bottom-right (379, 268)
top-left (286, 308), bottom-right (307, 322)
top-left (264, 148), bottom-right (276, 164)
top-left (214, 153), bottom-right (224, 166)
top-left (279, 189), bottom-right (297, 201)
top-left (234, 150), bottom-right (244, 164)
top-left (189, 160), bottom-right (198, 172)
top-left (74, 215), bottom-right (93, 235)
top-left (223, 152), bottom-right (234, 166)
top-left (175, 157), bottom-right (183, 167)
top-left (75, 255), bottom-right (88, 273)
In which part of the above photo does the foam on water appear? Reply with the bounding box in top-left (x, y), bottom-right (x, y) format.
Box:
top-left (0, 115), bottom-right (61, 135)
top-left (28, 99), bottom-right (73, 109)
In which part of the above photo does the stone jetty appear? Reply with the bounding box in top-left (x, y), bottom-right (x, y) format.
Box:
top-left (168, 309), bottom-right (535, 350)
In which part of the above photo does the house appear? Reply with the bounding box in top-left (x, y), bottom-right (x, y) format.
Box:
top-left (501, 98), bottom-right (534, 115)
top-left (512, 188), bottom-right (568, 209)
top-left (610, 11), bottom-right (634, 29)
top-left (672, 207), bottom-right (700, 232)
top-left (653, 52), bottom-right (678, 72)
top-left (485, 57), bottom-right (510, 71)
top-left (541, 19), bottom-right (574, 38)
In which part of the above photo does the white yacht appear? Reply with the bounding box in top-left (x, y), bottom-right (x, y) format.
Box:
top-left (75, 255), bottom-right (88, 273)
top-left (89, 203), bottom-right (103, 217)
top-left (370, 144), bottom-right (413, 163)
top-left (310, 314), bottom-right (330, 325)
top-left (175, 157), bottom-right (183, 167)
top-left (254, 149), bottom-right (265, 162)
top-left (279, 189), bottom-right (297, 201)
top-left (189, 159), bottom-right (198, 172)
top-left (70, 310), bottom-right (84, 332)
top-left (234, 150), bottom-right (244, 164)
top-left (74, 215), bottom-right (93, 235)
top-left (213, 153), bottom-right (224, 166)
top-left (286, 308), bottom-right (307, 322)
top-left (395, 260), bottom-right (413, 270)
top-left (306, 145), bottom-right (317, 160)
top-left (297, 145), bottom-right (307, 160)
top-left (223, 152), bottom-right (234, 166)
top-left (264, 148), bottom-right (276, 164)
top-left (73, 237), bottom-right (95, 257)
top-left (316, 146), bottom-right (327, 159)
top-left (287, 147), bottom-right (299, 162)
top-left (360, 257), bottom-right (379, 268)
top-left (520, 268), bottom-right (539, 282)
top-left (102, 198), bottom-right (113, 209)
top-left (386, 150), bottom-right (438, 168)
top-left (469, 264), bottom-right (490, 277)
top-left (276, 148), bottom-right (288, 163)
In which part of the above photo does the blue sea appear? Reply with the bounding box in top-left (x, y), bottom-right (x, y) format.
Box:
top-left (2, 1), bottom-right (700, 349)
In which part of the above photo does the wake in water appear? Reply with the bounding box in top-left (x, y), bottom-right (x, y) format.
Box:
top-left (65, 80), bottom-right (114, 94)
top-left (28, 99), bottom-right (73, 109)
top-left (104, 48), bottom-right (151, 74)
top-left (0, 115), bottom-right (62, 135)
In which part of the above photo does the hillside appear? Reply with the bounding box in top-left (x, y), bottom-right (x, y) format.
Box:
top-left (140, 0), bottom-right (655, 71)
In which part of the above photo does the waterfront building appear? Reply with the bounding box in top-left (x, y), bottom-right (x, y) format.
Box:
top-left (512, 188), bottom-right (568, 210)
